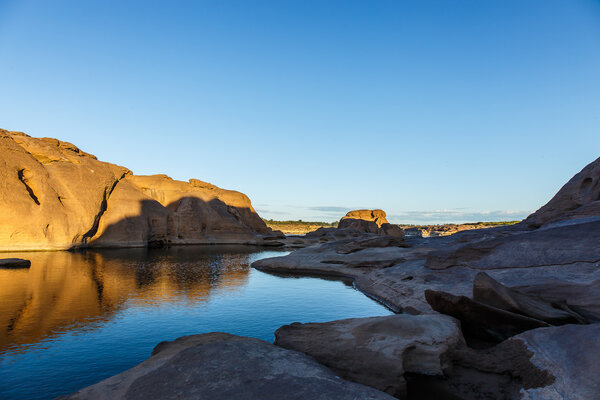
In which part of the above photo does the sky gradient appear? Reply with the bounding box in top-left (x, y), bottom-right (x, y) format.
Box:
top-left (1, 0), bottom-right (599, 223)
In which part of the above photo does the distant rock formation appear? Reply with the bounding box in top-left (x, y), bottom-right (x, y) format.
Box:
top-left (338, 209), bottom-right (404, 237)
top-left (403, 223), bottom-right (506, 238)
top-left (0, 129), bottom-right (276, 250)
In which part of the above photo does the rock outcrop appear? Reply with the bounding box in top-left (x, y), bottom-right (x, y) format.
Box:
top-left (275, 314), bottom-right (463, 399)
top-left (339, 209), bottom-right (388, 229)
top-left (253, 155), bottom-right (600, 398)
top-left (337, 209), bottom-right (404, 238)
top-left (0, 129), bottom-right (275, 250)
top-left (523, 156), bottom-right (600, 228)
top-left (61, 333), bottom-right (395, 400)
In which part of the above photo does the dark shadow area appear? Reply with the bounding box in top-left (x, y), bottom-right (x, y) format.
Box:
top-left (80, 196), bottom-right (270, 250)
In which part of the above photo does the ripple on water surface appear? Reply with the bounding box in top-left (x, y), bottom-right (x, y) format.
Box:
top-left (0, 246), bottom-right (392, 400)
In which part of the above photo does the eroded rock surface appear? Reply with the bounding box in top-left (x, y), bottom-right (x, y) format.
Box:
top-left (275, 314), bottom-right (463, 399)
top-left (472, 272), bottom-right (586, 325)
top-left (524, 156), bottom-right (600, 228)
top-left (338, 209), bottom-right (404, 238)
top-left (61, 333), bottom-right (395, 400)
top-left (0, 129), bottom-right (273, 250)
top-left (516, 323), bottom-right (600, 399)
top-left (425, 289), bottom-right (551, 342)
top-left (253, 156), bottom-right (600, 399)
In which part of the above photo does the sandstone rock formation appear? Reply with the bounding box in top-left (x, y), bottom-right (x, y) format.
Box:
top-left (61, 333), bottom-right (396, 400)
top-left (523, 156), bottom-right (600, 228)
top-left (275, 314), bottom-right (463, 398)
top-left (425, 289), bottom-right (551, 342)
top-left (513, 323), bottom-right (600, 399)
top-left (340, 209), bottom-right (389, 226)
top-left (0, 129), bottom-right (275, 250)
top-left (253, 155), bottom-right (600, 398)
top-left (337, 209), bottom-right (404, 238)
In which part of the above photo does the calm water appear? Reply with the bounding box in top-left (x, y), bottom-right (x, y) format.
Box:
top-left (0, 246), bottom-right (392, 400)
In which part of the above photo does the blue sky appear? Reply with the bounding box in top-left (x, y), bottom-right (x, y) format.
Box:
top-left (1, 0), bottom-right (599, 224)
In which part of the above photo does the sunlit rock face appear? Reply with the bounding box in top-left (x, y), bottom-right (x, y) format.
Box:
top-left (337, 209), bottom-right (404, 238)
top-left (0, 248), bottom-right (251, 351)
top-left (0, 129), bottom-right (271, 251)
top-left (339, 209), bottom-right (389, 228)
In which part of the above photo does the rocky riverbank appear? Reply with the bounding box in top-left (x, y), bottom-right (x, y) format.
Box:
top-left (62, 156), bottom-right (600, 399)
top-left (251, 156), bottom-right (600, 398)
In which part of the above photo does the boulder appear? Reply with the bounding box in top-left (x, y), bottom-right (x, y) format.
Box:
top-left (424, 289), bottom-right (550, 342)
top-left (336, 210), bottom-right (404, 238)
top-left (0, 129), bottom-right (272, 250)
top-left (380, 223), bottom-right (405, 237)
top-left (340, 209), bottom-right (389, 227)
top-left (0, 258), bottom-right (30, 268)
top-left (275, 314), bottom-right (463, 398)
top-left (61, 333), bottom-right (395, 400)
top-left (472, 272), bottom-right (586, 325)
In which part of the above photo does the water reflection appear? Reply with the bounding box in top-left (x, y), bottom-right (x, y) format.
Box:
top-left (0, 246), bottom-right (261, 352)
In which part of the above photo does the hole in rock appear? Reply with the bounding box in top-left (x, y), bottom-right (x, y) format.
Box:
top-left (581, 177), bottom-right (593, 192)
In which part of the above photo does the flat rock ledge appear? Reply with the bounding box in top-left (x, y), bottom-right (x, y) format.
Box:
top-left (60, 332), bottom-right (395, 400)
top-left (0, 258), bottom-right (31, 268)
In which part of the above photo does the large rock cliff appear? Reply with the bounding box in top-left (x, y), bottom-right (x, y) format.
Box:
top-left (0, 129), bottom-right (274, 250)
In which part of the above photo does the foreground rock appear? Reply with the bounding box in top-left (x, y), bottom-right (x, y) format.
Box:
top-left (515, 323), bottom-right (600, 399)
top-left (472, 272), bottom-right (586, 325)
top-left (425, 323), bottom-right (600, 399)
top-left (62, 333), bottom-right (395, 400)
top-left (425, 289), bottom-right (551, 342)
top-left (0, 129), bottom-right (276, 251)
top-left (0, 258), bottom-right (30, 268)
top-left (275, 314), bottom-right (463, 398)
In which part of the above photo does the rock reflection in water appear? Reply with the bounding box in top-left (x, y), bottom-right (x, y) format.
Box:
top-left (0, 246), bottom-right (256, 351)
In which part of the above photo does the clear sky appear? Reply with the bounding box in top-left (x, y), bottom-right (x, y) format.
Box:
top-left (1, 1), bottom-right (599, 224)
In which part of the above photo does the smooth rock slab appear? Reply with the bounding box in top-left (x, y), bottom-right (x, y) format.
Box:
top-left (517, 323), bottom-right (600, 400)
top-left (473, 272), bottom-right (586, 325)
top-left (0, 258), bottom-right (31, 268)
top-left (275, 314), bottom-right (463, 398)
top-left (61, 332), bottom-right (395, 400)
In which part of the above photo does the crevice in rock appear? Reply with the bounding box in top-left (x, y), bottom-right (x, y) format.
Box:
top-left (17, 169), bottom-right (40, 205)
top-left (81, 172), bottom-right (127, 244)
top-left (442, 258), bottom-right (600, 270)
